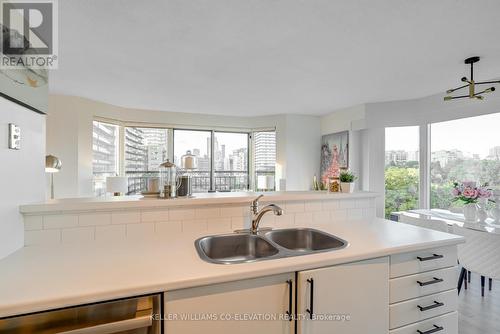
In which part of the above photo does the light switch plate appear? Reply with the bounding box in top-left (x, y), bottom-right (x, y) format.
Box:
top-left (8, 123), bottom-right (21, 150)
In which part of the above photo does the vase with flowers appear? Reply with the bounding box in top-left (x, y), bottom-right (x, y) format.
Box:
top-left (451, 181), bottom-right (492, 222)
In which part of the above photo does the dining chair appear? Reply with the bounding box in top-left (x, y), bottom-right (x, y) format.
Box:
top-left (452, 225), bottom-right (500, 297)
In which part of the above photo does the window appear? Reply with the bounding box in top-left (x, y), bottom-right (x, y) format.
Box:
top-left (213, 132), bottom-right (249, 191)
top-left (254, 131), bottom-right (276, 191)
top-left (174, 129), bottom-right (212, 192)
top-left (385, 126), bottom-right (419, 218)
top-left (92, 121), bottom-right (119, 196)
top-left (430, 113), bottom-right (500, 210)
top-left (90, 120), bottom-right (277, 194)
top-left (125, 127), bottom-right (168, 194)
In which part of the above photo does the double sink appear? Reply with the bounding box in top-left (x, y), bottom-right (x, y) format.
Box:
top-left (195, 228), bottom-right (348, 264)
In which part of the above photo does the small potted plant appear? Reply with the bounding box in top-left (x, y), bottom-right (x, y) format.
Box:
top-left (339, 170), bottom-right (357, 193)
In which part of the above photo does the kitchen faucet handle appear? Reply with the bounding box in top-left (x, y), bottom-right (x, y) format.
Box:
top-left (251, 194), bottom-right (264, 210)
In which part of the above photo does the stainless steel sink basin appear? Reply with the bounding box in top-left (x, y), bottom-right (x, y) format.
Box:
top-left (195, 233), bottom-right (280, 264)
top-left (265, 228), bottom-right (347, 253)
top-left (195, 227), bottom-right (348, 264)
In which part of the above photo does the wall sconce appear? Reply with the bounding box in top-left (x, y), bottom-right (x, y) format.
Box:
top-left (45, 155), bottom-right (62, 199)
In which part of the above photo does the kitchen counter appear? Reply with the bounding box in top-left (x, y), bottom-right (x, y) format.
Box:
top-left (0, 218), bottom-right (463, 318)
top-left (19, 191), bottom-right (378, 214)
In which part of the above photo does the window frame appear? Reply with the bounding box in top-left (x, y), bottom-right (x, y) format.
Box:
top-left (385, 112), bottom-right (500, 213)
top-left (93, 117), bottom-right (276, 194)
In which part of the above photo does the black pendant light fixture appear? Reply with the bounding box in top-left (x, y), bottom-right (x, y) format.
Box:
top-left (444, 57), bottom-right (500, 101)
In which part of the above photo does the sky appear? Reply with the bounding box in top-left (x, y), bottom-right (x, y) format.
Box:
top-left (173, 130), bottom-right (248, 160)
top-left (386, 113), bottom-right (500, 158)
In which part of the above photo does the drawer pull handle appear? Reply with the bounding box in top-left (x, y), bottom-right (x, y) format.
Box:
top-left (286, 280), bottom-right (293, 321)
top-left (417, 254), bottom-right (444, 262)
top-left (417, 277), bottom-right (444, 286)
top-left (417, 301), bottom-right (444, 312)
top-left (306, 278), bottom-right (314, 319)
top-left (417, 324), bottom-right (444, 334)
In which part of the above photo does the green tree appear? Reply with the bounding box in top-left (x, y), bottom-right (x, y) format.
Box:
top-left (385, 167), bottom-right (419, 218)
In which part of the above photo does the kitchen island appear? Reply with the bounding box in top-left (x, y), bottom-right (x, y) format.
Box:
top-left (0, 191), bottom-right (463, 333)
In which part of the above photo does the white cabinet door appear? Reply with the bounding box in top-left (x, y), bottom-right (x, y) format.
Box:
top-left (164, 272), bottom-right (294, 334)
top-left (297, 257), bottom-right (389, 334)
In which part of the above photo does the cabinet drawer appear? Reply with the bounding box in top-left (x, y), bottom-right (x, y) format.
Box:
top-left (390, 311), bottom-right (457, 334)
top-left (390, 246), bottom-right (457, 278)
top-left (390, 289), bottom-right (457, 329)
top-left (390, 266), bottom-right (458, 303)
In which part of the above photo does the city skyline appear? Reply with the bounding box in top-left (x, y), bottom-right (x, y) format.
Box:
top-left (385, 145), bottom-right (499, 167)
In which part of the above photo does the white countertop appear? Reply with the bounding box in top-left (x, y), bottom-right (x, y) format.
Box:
top-left (19, 191), bottom-right (379, 214)
top-left (0, 218), bottom-right (462, 318)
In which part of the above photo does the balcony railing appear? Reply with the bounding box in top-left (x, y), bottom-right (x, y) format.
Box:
top-left (94, 170), bottom-right (275, 197)
top-left (124, 170), bottom-right (256, 194)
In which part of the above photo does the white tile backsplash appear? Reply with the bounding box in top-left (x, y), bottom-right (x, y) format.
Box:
top-left (95, 225), bottom-right (126, 242)
top-left (25, 229), bottom-right (61, 245)
top-left (24, 216), bottom-right (42, 230)
top-left (230, 217), bottom-right (248, 230)
top-left (182, 219), bottom-right (208, 233)
top-left (304, 201), bottom-right (322, 212)
top-left (312, 211), bottom-right (331, 224)
top-left (141, 210), bottom-right (169, 223)
top-left (195, 207), bottom-right (220, 219)
top-left (155, 221), bottom-right (182, 236)
top-left (294, 212), bottom-right (313, 226)
top-left (79, 213), bottom-right (111, 227)
top-left (126, 223), bottom-right (155, 240)
top-left (169, 208), bottom-right (195, 221)
top-left (322, 200), bottom-right (338, 211)
top-left (112, 211), bottom-right (141, 224)
top-left (338, 200), bottom-right (356, 209)
top-left (285, 201), bottom-right (305, 213)
top-left (22, 196), bottom-right (376, 245)
top-left (207, 218), bottom-right (232, 233)
top-left (220, 206), bottom-right (245, 217)
top-left (43, 215), bottom-right (78, 229)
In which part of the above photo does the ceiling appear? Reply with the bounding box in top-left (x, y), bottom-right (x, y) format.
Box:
top-left (50, 0), bottom-right (500, 116)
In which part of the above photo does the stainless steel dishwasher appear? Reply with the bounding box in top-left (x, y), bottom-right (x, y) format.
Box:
top-left (0, 294), bottom-right (161, 334)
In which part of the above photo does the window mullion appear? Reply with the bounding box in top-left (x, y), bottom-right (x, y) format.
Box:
top-left (210, 130), bottom-right (215, 192)
top-left (419, 124), bottom-right (430, 209)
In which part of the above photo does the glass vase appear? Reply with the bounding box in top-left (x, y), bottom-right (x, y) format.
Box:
top-left (463, 203), bottom-right (477, 222)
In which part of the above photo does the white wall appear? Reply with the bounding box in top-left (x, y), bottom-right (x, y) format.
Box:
top-left (283, 115), bottom-right (321, 190)
top-left (47, 95), bottom-right (320, 197)
top-left (0, 97), bottom-right (45, 259)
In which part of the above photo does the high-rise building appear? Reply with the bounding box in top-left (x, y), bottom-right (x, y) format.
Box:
top-left (230, 148), bottom-right (247, 171)
top-left (92, 121), bottom-right (119, 196)
top-left (92, 121), bottom-right (119, 174)
top-left (431, 149), bottom-right (464, 167)
top-left (124, 127), bottom-right (147, 171)
top-left (254, 132), bottom-right (276, 172)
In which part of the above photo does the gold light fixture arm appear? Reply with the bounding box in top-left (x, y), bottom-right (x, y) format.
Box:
top-left (444, 56), bottom-right (499, 101)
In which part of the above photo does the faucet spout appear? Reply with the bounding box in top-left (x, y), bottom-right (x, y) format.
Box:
top-left (251, 203), bottom-right (284, 234)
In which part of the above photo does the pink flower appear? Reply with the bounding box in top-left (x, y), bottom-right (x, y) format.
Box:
top-left (462, 187), bottom-right (478, 199)
top-left (452, 188), bottom-right (460, 196)
top-left (478, 188), bottom-right (492, 199)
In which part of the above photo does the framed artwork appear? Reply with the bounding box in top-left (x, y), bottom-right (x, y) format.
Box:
top-left (320, 131), bottom-right (349, 184)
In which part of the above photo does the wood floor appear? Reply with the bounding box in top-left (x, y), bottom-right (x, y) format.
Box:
top-left (459, 275), bottom-right (500, 333)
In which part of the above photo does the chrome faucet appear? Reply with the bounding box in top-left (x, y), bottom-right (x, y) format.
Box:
top-left (250, 195), bottom-right (284, 234)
